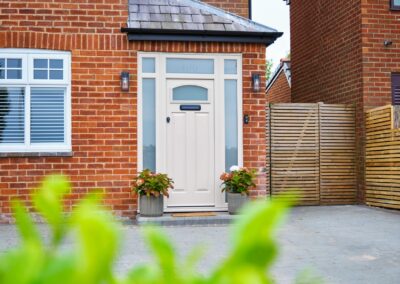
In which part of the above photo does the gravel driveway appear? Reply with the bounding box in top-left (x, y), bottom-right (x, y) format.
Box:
top-left (1, 205), bottom-right (399, 284)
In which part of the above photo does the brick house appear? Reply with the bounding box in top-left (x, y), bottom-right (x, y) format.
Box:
top-left (266, 58), bottom-right (291, 103)
top-left (0, 0), bottom-right (282, 218)
top-left (287, 0), bottom-right (400, 202)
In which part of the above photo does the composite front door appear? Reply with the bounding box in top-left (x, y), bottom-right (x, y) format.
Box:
top-left (166, 79), bottom-right (215, 207)
top-left (138, 53), bottom-right (243, 212)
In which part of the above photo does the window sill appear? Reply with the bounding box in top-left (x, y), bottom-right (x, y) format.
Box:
top-left (0, 151), bottom-right (73, 158)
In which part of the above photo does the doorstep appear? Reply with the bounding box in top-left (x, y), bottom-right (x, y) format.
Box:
top-left (135, 212), bottom-right (236, 226)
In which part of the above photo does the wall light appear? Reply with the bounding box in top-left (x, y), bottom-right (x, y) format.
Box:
top-left (384, 40), bottom-right (393, 47)
top-left (120, 71), bottom-right (130, 92)
top-left (252, 73), bottom-right (261, 92)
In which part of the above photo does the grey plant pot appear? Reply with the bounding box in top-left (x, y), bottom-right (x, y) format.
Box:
top-left (139, 195), bottom-right (164, 217)
top-left (227, 192), bottom-right (249, 215)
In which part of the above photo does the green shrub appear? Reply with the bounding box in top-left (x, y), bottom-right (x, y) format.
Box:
top-left (0, 175), bottom-right (295, 284)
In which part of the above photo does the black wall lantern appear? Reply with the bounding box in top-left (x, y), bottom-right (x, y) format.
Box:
top-left (252, 73), bottom-right (261, 92)
top-left (120, 71), bottom-right (130, 92)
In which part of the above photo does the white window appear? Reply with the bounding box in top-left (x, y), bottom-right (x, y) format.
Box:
top-left (0, 49), bottom-right (71, 153)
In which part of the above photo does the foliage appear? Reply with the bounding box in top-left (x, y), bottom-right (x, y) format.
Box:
top-left (220, 166), bottom-right (257, 195)
top-left (0, 175), bottom-right (305, 284)
top-left (266, 59), bottom-right (274, 80)
top-left (132, 169), bottom-right (173, 197)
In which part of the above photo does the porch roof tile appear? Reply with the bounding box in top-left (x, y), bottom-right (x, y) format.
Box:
top-left (127, 0), bottom-right (279, 34)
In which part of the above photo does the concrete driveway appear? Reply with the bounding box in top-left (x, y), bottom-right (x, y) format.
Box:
top-left (0, 205), bottom-right (399, 283)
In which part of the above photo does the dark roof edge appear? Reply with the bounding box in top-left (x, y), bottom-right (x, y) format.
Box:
top-left (266, 65), bottom-right (284, 92)
top-left (121, 28), bottom-right (283, 46)
top-left (266, 60), bottom-right (291, 92)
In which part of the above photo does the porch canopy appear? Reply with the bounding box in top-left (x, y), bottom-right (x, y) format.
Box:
top-left (121, 0), bottom-right (282, 46)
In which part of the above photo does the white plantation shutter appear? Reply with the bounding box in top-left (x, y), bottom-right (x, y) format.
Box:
top-left (392, 73), bottom-right (400, 105)
top-left (0, 87), bottom-right (24, 143)
top-left (0, 50), bottom-right (70, 152)
top-left (30, 88), bottom-right (65, 143)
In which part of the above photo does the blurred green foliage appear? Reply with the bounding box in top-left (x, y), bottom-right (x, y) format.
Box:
top-left (0, 175), bottom-right (305, 284)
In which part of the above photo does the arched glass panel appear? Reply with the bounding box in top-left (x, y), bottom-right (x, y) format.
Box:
top-left (172, 85), bottom-right (208, 101)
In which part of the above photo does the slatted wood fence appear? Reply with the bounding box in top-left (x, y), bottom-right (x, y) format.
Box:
top-left (365, 105), bottom-right (400, 209)
top-left (268, 103), bottom-right (356, 205)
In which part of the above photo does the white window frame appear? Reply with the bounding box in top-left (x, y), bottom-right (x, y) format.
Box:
top-left (0, 49), bottom-right (71, 153)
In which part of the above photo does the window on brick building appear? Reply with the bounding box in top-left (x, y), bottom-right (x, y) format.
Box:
top-left (392, 73), bottom-right (400, 105)
top-left (391, 0), bottom-right (400, 10)
top-left (0, 49), bottom-right (71, 153)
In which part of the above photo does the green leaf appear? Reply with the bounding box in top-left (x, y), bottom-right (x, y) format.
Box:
top-left (12, 200), bottom-right (41, 245)
top-left (33, 175), bottom-right (70, 246)
top-left (142, 226), bottom-right (179, 283)
top-left (71, 194), bottom-right (120, 284)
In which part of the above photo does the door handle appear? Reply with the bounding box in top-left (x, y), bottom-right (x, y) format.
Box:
top-left (166, 117), bottom-right (170, 123)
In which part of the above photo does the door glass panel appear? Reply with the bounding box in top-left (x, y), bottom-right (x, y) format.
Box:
top-left (0, 87), bottom-right (25, 144)
top-left (224, 59), bottom-right (237, 75)
top-left (143, 79), bottom-right (156, 171)
top-left (142, 58), bottom-right (155, 73)
top-left (166, 58), bottom-right (214, 74)
top-left (172, 85), bottom-right (208, 101)
top-left (224, 80), bottom-right (238, 171)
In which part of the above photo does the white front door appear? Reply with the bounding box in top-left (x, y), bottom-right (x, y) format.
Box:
top-left (166, 79), bottom-right (215, 207)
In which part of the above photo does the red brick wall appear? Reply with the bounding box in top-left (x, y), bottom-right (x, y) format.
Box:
top-left (202, 0), bottom-right (249, 18)
top-left (266, 71), bottom-right (291, 103)
top-left (290, 0), bottom-right (365, 202)
top-left (361, 0), bottom-right (398, 109)
top-left (358, 1), bottom-right (400, 201)
top-left (0, 1), bottom-right (266, 219)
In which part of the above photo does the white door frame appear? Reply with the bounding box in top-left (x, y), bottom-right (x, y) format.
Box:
top-left (137, 52), bottom-right (243, 212)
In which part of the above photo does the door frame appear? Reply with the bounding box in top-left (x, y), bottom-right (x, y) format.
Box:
top-left (137, 52), bottom-right (243, 212)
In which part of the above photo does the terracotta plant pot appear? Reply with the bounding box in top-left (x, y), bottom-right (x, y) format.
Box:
top-left (227, 192), bottom-right (249, 215)
top-left (139, 195), bottom-right (164, 217)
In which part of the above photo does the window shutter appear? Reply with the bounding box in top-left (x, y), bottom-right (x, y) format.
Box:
top-left (392, 73), bottom-right (400, 105)
top-left (30, 88), bottom-right (65, 143)
top-left (0, 87), bottom-right (25, 143)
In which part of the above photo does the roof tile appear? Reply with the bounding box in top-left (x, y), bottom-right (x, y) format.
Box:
top-left (171, 14), bottom-right (192, 22)
top-left (161, 22), bottom-right (183, 29)
top-left (159, 5), bottom-right (180, 13)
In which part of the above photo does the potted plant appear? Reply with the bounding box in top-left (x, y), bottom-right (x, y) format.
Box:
top-left (220, 166), bottom-right (256, 215)
top-left (132, 169), bottom-right (174, 217)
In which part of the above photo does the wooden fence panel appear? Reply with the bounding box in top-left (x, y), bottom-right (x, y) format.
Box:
top-left (319, 104), bottom-right (357, 204)
top-left (366, 105), bottom-right (400, 209)
top-left (269, 103), bottom-right (356, 205)
top-left (270, 104), bottom-right (320, 205)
